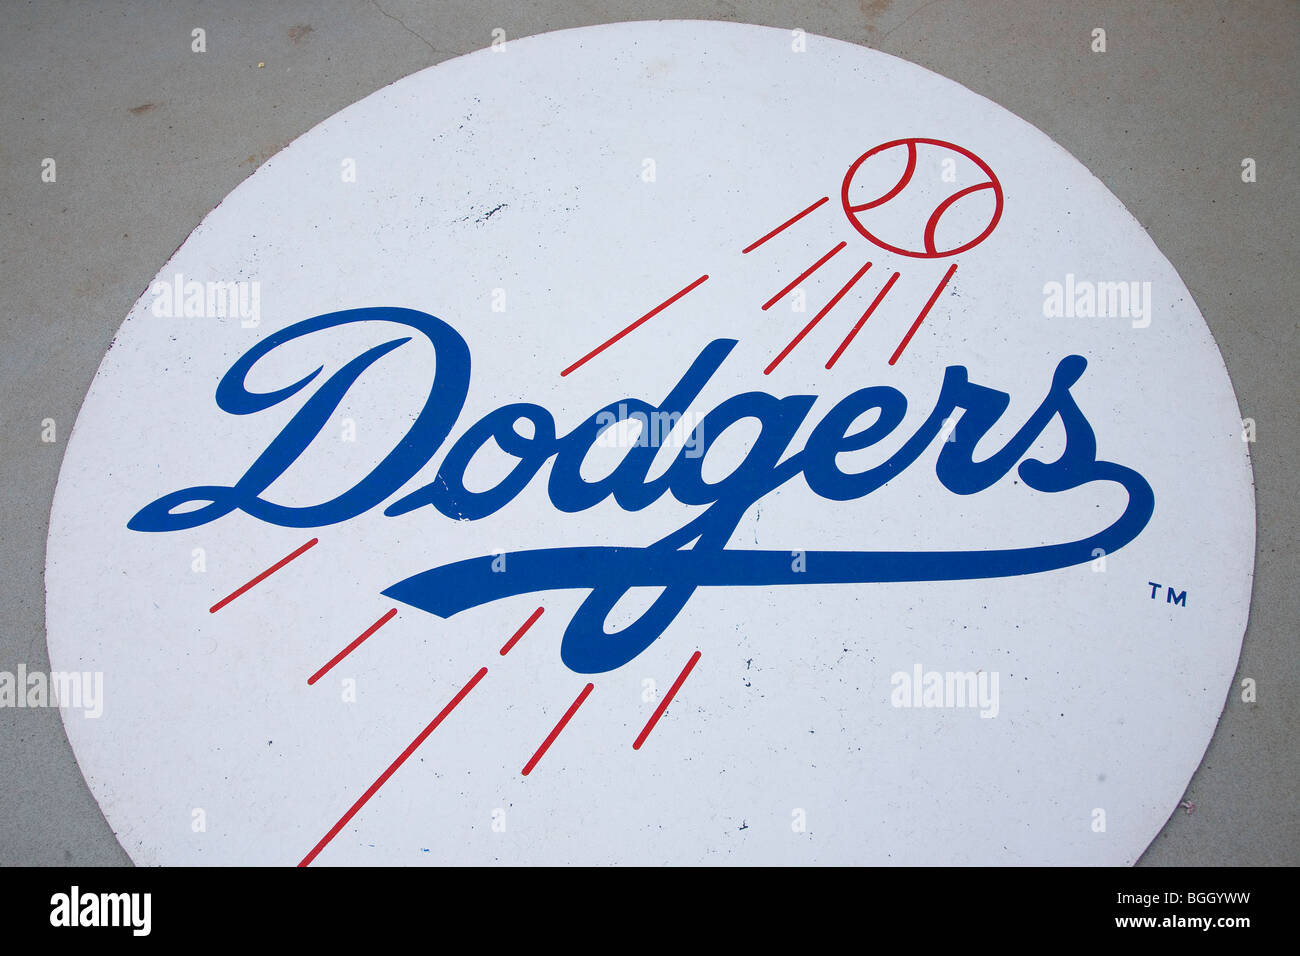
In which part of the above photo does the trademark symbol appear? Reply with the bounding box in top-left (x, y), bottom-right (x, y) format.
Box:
top-left (1147, 582), bottom-right (1187, 606)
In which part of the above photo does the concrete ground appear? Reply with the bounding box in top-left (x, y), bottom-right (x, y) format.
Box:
top-left (0, 0), bottom-right (1295, 865)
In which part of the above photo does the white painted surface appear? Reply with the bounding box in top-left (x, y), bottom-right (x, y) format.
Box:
top-left (45, 21), bottom-right (1252, 865)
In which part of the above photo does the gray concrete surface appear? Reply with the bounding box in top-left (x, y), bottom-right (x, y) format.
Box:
top-left (0, 0), bottom-right (1295, 866)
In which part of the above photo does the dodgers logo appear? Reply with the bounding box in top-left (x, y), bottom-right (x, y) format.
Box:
top-left (128, 308), bottom-right (1154, 675)
top-left (45, 22), bottom-right (1252, 867)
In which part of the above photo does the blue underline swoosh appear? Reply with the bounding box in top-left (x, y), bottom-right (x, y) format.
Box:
top-left (382, 467), bottom-right (1154, 619)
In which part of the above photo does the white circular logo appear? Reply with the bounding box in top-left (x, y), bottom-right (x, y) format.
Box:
top-left (46, 21), bottom-right (1253, 865)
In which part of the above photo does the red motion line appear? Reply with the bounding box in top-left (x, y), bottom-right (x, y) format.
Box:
top-left (560, 275), bottom-right (709, 377)
top-left (889, 263), bottom-right (958, 366)
top-left (761, 242), bottom-right (847, 311)
top-left (633, 650), bottom-right (702, 751)
top-left (208, 537), bottom-right (318, 613)
top-left (298, 666), bottom-right (489, 867)
top-left (741, 196), bottom-right (830, 254)
top-left (825, 271), bottom-right (901, 370)
top-left (521, 683), bottom-right (594, 776)
top-left (499, 606), bottom-right (545, 656)
top-left (308, 608), bottom-right (398, 685)
top-left (765, 261), bottom-right (873, 375)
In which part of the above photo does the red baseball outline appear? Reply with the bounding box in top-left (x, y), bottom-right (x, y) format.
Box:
top-left (841, 138), bottom-right (1004, 259)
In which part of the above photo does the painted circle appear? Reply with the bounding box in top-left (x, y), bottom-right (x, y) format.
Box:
top-left (841, 138), bottom-right (1005, 258)
top-left (45, 21), bottom-right (1253, 865)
